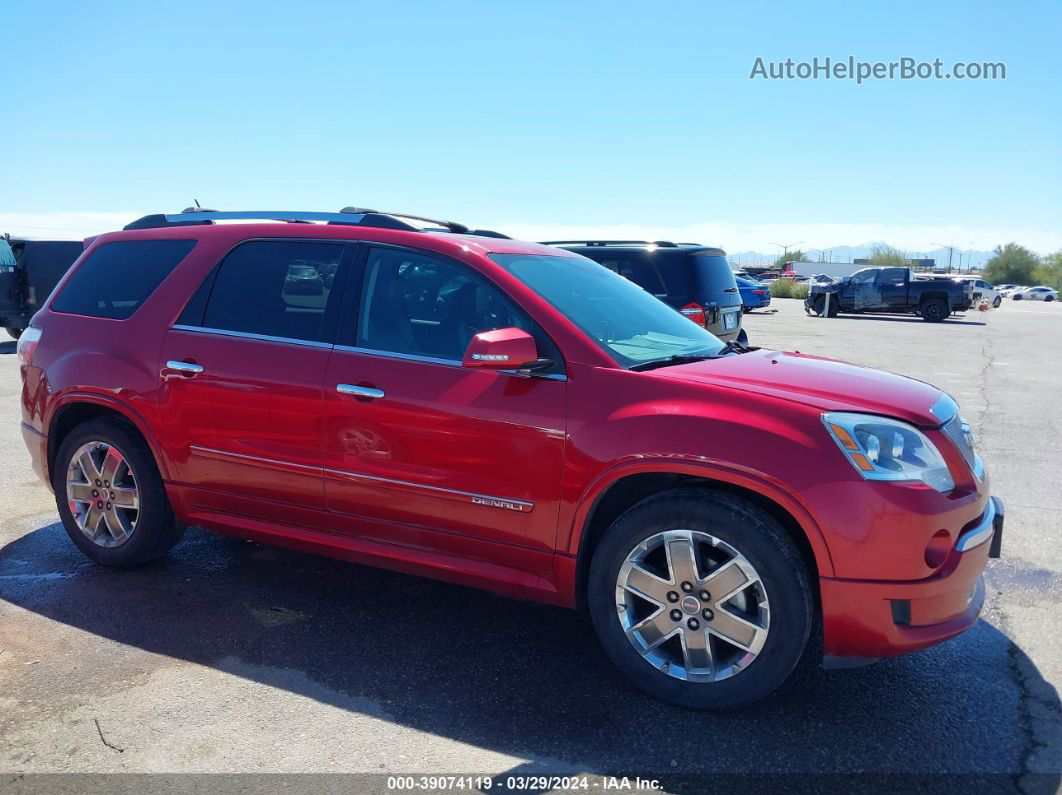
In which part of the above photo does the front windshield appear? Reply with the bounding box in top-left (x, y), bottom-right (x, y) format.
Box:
top-left (0, 239), bottom-right (14, 268)
top-left (491, 253), bottom-right (726, 367)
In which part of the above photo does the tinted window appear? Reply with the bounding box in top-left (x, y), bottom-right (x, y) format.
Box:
top-left (201, 241), bottom-right (344, 342)
top-left (50, 240), bottom-right (196, 319)
top-left (595, 253), bottom-right (666, 295)
top-left (689, 252), bottom-right (739, 299)
top-left (357, 247), bottom-right (533, 362)
top-left (880, 268), bottom-right (907, 285)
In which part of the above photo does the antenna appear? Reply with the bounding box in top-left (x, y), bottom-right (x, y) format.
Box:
top-left (194, 199), bottom-right (202, 209)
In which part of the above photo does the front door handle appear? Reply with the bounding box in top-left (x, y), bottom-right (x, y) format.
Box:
top-left (337, 383), bottom-right (385, 400)
top-left (165, 360), bottom-right (204, 376)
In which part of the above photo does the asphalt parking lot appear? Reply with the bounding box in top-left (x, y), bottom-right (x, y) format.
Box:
top-left (1, 299), bottom-right (1060, 791)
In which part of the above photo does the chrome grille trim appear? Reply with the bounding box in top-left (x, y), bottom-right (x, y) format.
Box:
top-left (942, 415), bottom-right (977, 470)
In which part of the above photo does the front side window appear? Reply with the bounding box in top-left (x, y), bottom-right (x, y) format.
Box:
top-left (356, 247), bottom-right (532, 362)
top-left (51, 239), bottom-right (196, 320)
top-left (492, 253), bottom-right (725, 367)
top-left (198, 240), bottom-right (344, 342)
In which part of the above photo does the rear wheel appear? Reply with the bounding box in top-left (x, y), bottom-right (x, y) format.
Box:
top-left (920, 298), bottom-right (948, 322)
top-left (53, 418), bottom-right (184, 566)
top-left (5, 327), bottom-right (24, 340)
top-left (992, 296), bottom-right (1001, 308)
top-left (588, 489), bottom-right (812, 710)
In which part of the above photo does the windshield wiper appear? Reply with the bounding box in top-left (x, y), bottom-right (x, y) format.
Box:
top-left (630, 353), bottom-right (723, 372)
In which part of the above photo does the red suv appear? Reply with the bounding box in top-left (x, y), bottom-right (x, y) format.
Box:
top-left (18, 208), bottom-right (1003, 709)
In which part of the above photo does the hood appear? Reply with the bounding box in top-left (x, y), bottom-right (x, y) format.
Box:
top-left (658, 349), bottom-right (944, 426)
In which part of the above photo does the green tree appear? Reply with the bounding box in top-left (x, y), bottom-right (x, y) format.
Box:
top-left (867, 244), bottom-right (909, 267)
top-left (983, 243), bottom-right (1039, 285)
top-left (773, 249), bottom-right (806, 268)
top-left (1032, 250), bottom-right (1062, 291)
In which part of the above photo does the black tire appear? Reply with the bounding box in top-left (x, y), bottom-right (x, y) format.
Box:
top-left (587, 488), bottom-right (813, 710)
top-left (1012, 294), bottom-right (1023, 301)
top-left (1046, 295), bottom-right (1056, 302)
top-left (6, 327), bottom-right (24, 340)
top-left (919, 298), bottom-right (948, 322)
top-left (53, 418), bottom-right (184, 566)
top-left (813, 296), bottom-right (839, 317)
top-left (992, 297), bottom-right (1001, 308)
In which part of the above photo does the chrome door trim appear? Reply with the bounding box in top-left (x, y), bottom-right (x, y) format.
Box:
top-left (188, 445), bottom-right (534, 513)
top-left (323, 468), bottom-right (534, 513)
top-left (189, 445), bottom-right (323, 475)
top-left (331, 344), bottom-right (567, 381)
top-left (172, 324), bottom-right (334, 350)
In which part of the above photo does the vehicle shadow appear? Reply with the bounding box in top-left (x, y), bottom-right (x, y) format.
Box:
top-left (1, 521), bottom-right (1057, 787)
top-left (0, 339), bottom-right (15, 354)
top-left (832, 313), bottom-right (988, 326)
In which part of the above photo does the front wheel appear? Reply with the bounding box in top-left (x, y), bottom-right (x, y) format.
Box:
top-left (1046, 295), bottom-right (1056, 302)
top-left (6, 327), bottom-right (24, 340)
top-left (588, 489), bottom-right (812, 710)
top-left (53, 418), bottom-right (184, 566)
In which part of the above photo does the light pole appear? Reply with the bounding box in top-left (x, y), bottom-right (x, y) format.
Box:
top-left (933, 242), bottom-right (955, 273)
top-left (771, 241), bottom-right (804, 263)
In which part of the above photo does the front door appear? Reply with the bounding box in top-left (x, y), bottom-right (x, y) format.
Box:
top-left (157, 239), bottom-right (349, 523)
top-left (322, 244), bottom-right (567, 575)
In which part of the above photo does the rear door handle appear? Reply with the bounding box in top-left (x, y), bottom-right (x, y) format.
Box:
top-left (165, 360), bottom-right (204, 376)
top-left (337, 383), bottom-right (385, 399)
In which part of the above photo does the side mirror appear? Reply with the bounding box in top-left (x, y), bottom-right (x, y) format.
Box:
top-left (462, 327), bottom-right (538, 370)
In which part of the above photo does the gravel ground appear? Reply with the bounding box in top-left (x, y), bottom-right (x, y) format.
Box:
top-left (1, 299), bottom-right (1059, 792)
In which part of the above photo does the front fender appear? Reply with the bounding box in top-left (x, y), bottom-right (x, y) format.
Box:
top-left (564, 456), bottom-right (836, 577)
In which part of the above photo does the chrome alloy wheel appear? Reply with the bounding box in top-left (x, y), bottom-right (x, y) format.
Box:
top-left (65, 441), bottom-right (140, 547)
top-left (615, 529), bottom-right (770, 682)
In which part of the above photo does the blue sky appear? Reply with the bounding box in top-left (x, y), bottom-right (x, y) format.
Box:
top-left (1, 0), bottom-right (1059, 254)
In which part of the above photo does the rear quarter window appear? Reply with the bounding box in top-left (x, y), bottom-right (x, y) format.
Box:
top-left (50, 239), bottom-right (196, 320)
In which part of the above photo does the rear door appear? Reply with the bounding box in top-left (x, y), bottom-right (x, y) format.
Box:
top-left (878, 268), bottom-right (910, 309)
top-left (321, 243), bottom-right (567, 575)
top-left (157, 239), bottom-right (350, 524)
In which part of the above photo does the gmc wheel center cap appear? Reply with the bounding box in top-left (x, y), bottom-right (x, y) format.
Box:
top-left (681, 595), bottom-right (700, 615)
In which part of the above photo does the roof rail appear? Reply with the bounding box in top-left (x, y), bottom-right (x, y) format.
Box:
top-left (123, 208), bottom-right (492, 237)
top-left (541, 240), bottom-right (679, 248)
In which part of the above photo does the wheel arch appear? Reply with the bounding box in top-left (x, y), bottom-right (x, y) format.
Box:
top-left (47, 395), bottom-right (170, 484)
top-left (568, 460), bottom-right (835, 610)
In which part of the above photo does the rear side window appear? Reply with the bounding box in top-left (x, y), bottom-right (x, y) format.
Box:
top-left (689, 253), bottom-right (739, 298)
top-left (198, 240), bottom-right (345, 343)
top-left (595, 253), bottom-right (667, 295)
top-left (51, 240), bottom-right (196, 319)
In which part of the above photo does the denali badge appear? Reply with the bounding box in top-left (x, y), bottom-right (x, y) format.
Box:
top-left (470, 495), bottom-right (532, 512)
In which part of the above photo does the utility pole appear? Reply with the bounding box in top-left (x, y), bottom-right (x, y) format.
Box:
top-left (934, 243), bottom-right (955, 274)
top-left (771, 241), bottom-right (804, 263)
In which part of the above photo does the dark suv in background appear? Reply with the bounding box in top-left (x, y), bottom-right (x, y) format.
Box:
top-left (542, 241), bottom-right (746, 345)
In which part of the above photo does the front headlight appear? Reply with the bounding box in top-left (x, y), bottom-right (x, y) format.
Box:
top-left (823, 412), bottom-right (955, 493)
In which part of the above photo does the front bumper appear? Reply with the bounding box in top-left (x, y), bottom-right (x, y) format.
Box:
top-left (820, 496), bottom-right (1003, 661)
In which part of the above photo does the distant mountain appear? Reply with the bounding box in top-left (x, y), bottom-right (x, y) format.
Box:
top-left (727, 242), bottom-right (994, 270)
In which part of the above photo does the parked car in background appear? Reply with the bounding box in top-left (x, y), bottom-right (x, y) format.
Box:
top-left (735, 275), bottom-right (771, 312)
top-left (0, 237), bottom-right (85, 339)
top-left (1011, 286), bottom-right (1057, 302)
top-left (999, 284), bottom-right (1024, 297)
top-left (18, 207), bottom-right (1002, 710)
top-left (805, 266), bottom-right (974, 322)
top-left (953, 276), bottom-right (1001, 308)
top-left (543, 240), bottom-right (747, 345)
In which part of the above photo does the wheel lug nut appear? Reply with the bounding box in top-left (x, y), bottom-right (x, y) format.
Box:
top-left (702, 608), bottom-right (714, 621)
top-left (699, 590), bottom-right (711, 601)
top-left (687, 618), bottom-right (700, 630)
top-left (95, 480), bottom-right (102, 487)
top-left (91, 490), bottom-right (98, 497)
top-left (96, 501), bottom-right (103, 509)
top-left (106, 502), bottom-right (112, 510)
top-left (681, 581), bottom-right (693, 593)
top-left (666, 591), bottom-right (679, 603)
top-left (104, 481), bottom-right (110, 487)
top-left (670, 609), bottom-right (682, 621)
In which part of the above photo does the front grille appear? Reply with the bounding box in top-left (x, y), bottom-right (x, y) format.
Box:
top-left (942, 415), bottom-right (976, 470)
